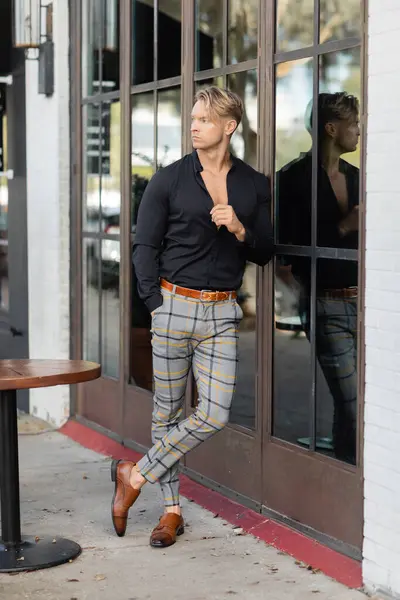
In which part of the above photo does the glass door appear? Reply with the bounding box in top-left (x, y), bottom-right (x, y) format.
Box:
top-left (262, 0), bottom-right (364, 552)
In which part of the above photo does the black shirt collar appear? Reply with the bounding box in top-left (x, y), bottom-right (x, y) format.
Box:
top-left (304, 150), bottom-right (353, 175)
top-left (192, 150), bottom-right (238, 173)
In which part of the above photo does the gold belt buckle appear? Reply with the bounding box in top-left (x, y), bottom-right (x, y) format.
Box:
top-left (200, 290), bottom-right (214, 301)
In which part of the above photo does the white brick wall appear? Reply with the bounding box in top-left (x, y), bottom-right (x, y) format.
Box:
top-left (363, 0), bottom-right (400, 597)
top-left (25, 0), bottom-right (71, 427)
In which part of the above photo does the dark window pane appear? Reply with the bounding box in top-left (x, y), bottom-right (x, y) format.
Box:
top-left (195, 77), bottom-right (224, 92)
top-left (227, 70), bottom-right (257, 168)
top-left (228, 73), bottom-right (258, 430)
top-left (316, 259), bottom-right (358, 465)
top-left (157, 87), bottom-right (181, 168)
top-left (83, 239), bottom-right (100, 363)
top-left (276, 0), bottom-right (314, 53)
top-left (0, 108), bottom-right (8, 312)
top-left (158, 0), bottom-right (182, 80)
top-left (82, 0), bottom-right (120, 96)
top-left (0, 175), bottom-right (8, 312)
top-left (318, 49), bottom-right (361, 249)
top-left (130, 92), bottom-right (155, 391)
top-left (131, 238), bottom-right (153, 391)
top-left (228, 0), bottom-right (258, 64)
top-left (132, 0), bottom-right (154, 85)
top-left (195, 0), bottom-right (223, 71)
top-left (0, 103), bottom-right (6, 174)
top-left (100, 100), bottom-right (121, 233)
top-left (83, 103), bottom-right (101, 232)
top-left (320, 0), bottom-right (361, 44)
top-left (131, 92), bottom-right (154, 232)
top-left (101, 0), bottom-right (120, 93)
top-left (101, 240), bottom-right (120, 378)
top-left (82, 0), bottom-right (101, 96)
top-left (230, 262), bottom-right (257, 430)
top-left (273, 255), bottom-right (312, 444)
top-left (275, 60), bottom-right (313, 245)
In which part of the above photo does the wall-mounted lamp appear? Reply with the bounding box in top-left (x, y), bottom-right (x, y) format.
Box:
top-left (13, 0), bottom-right (54, 96)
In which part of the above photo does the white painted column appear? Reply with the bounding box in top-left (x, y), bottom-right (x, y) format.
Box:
top-left (25, 0), bottom-right (71, 427)
top-left (363, 0), bottom-right (400, 597)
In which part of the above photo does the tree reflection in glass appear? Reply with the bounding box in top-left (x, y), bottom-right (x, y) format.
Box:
top-left (228, 0), bottom-right (258, 64)
top-left (196, 0), bottom-right (223, 71)
top-left (320, 0), bottom-right (361, 44)
top-left (276, 0), bottom-right (314, 52)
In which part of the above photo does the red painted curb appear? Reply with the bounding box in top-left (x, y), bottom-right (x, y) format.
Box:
top-left (60, 419), bottom-right (362, 589)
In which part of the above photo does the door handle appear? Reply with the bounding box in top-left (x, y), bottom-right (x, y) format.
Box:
top-left (9, 326), bottom-right (23, 337)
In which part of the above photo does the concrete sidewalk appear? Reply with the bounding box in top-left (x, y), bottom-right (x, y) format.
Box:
top-left (0, 419), bottom-right (368, 600)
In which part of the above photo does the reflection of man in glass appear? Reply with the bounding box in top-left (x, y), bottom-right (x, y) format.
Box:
top-left (278, 92), bottom-right (360, 464)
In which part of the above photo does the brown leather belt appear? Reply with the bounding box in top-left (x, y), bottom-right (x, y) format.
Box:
top-left (321, 287), bottom-right (358, 300)
top-left (161, 279), bottom-right (237, 302)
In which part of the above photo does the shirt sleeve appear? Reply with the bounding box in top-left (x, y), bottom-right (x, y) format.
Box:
top-left (239, 172), bottom-right (274, 267)
top-left (132, 168), bottom-right (170, 313)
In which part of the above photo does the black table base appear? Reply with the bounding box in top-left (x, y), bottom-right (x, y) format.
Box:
top-left (0, 389), bottom-right (82, 573)
top-left (0, 536), bottom-right (81, 573)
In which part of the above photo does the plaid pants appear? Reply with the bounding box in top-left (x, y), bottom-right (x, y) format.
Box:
top-left (137, 287), bottom-right (242, 506)
top-left (316, 297), bottom-right (357, 463)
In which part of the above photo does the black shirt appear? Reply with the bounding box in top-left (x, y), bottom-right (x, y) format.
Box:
top-left (277, 153), bottom-right (359, 291)
top-left (133, 151), bottom-right (274, 312)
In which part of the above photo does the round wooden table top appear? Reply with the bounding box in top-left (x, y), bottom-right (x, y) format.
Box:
top-left (0, 360), bottom-right (101, 391)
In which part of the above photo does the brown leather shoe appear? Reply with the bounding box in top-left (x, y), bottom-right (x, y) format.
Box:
top-left (150, 513), bottom-right (184, 548)
top-left (111, 459), bottom-right (141, 537)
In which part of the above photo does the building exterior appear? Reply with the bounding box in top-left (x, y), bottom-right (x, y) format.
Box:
top-left (1, 0), bottom-right (400, 596)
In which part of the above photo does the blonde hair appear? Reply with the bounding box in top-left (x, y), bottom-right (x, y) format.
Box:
top-left (194, 86), bottom-right (244, 129)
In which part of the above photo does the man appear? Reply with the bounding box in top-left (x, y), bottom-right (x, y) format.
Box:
top-left (111, 86), bottom-right (274, 547)
top-left (277, 92), bottom-right (360, 464)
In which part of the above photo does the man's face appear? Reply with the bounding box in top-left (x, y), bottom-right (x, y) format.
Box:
top-left (191, 100), bottom-right (234, 150)
top-left (329, 116), bottom-right (360, 154)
